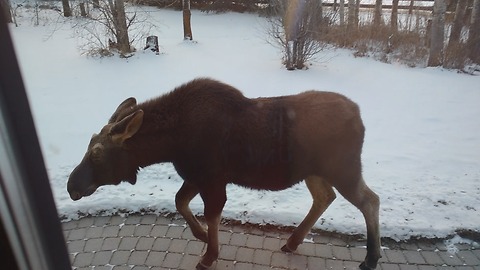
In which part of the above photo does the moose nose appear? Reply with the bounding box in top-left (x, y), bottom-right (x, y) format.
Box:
top-left (69, 191), bottom-right (82, 201)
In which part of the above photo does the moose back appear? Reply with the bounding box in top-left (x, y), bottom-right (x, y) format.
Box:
top-left (67, 78), bottom-right (381, 270)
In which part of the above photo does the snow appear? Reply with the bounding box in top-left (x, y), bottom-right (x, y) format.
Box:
top-left (9, 6), bottom-right (480, 242)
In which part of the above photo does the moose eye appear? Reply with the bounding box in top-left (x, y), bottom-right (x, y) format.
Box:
top-left (90, 143), bottom-right (104, 163)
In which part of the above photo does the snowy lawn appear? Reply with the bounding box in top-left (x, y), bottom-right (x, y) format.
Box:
top-left (9, 7), bottom-right (480, 241)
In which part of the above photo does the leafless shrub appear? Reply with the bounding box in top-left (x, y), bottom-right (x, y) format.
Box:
top-left (71, 0), bottom-right (157, 57)
top-left (266, 0), bottom-right (327, 70)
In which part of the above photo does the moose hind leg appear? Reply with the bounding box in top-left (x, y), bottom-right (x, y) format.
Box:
top-left (281, 176), bottom-right (336, 252)
top-left (337, 178), bottom-right (381, 270)
top-left (175, 182), bottom-right (208, 243)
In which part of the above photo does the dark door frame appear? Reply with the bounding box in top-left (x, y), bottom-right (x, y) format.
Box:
top-left (0, 5), bottom-right (71, 270)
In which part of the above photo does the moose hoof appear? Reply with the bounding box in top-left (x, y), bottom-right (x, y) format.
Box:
top-left (359, 261), bottom-right (376, 270)
top-left (196, 262), bottom-right (211, 270)
top-left (281, 244), bottom-right (295, 253)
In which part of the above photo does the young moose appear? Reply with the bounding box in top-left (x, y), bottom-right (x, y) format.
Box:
top-left (67, 78), bottom-right (381, 270)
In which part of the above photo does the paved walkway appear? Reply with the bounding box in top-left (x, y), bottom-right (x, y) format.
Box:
top-left (62, 214), bottom-right (480, 270)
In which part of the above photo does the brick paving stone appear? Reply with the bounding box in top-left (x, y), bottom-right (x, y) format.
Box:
top-left (136, 237), bottom-right (155, 251)
top-left (74, 252), bottom-right (95, 267)
top-left (151, 225), bottom-right (169, 237)
top-left (350, 247), bottom-right (367, 262)
top-left (124, 215), bottom-right (142, 225)
top-left (128, 250), bottom-right (149, 265)
top-left (404, 250), bottom-right (427, 264)
top-left (263, 237), bottom-right (281, 251)
top-left (93, 216), bottom-right (111, 227)
top-left (331, 245), bottom-right (351, 260)
top-left (102, 226), bottom-right (120, 237)
top-left (131, 266), bottom-right (150, 270)
top-left (218, 230), bottom-right (232, 244)
top-left (315, 244), bottom-right (334, 259)
top-left (271, 252), bottom-right (289, 268)
top-left (169, 238), bottom-right (188, 253)
top-left (162, 252), bottom-right (183, 268)
top-left (246, 234), bottom-right (264, 249)
top-left (179, 254), bottom-right (200, 270)
top-left (110, 250), bottom-right (131, 265)
top-left (421, 251), bottom-right (445, 265)
top-left (220, 244), bottom-right (238, 260)
top-left (119, 237), bottom-right (138, 250)
top-left (234, 262), bottom-right (254, 270)
top-left (438, 251), bottom-right (467, 266)
top-left (92, 266), bottom-right (114, 270)
top-left (92, 250), bottom-right (113, 265)
top-left (185, 240), bottom-right (206, 255)
top-left (141, 214), bottom-right (157, 224)
top-left (68, 239), bottom-right (86, 253)
top-left (380, 263), bottom-right (401, 270)
top-left (307, 256), bottom-right (326, 269)
top-left (252, 265), bottom-right (272, 270)
top-left (455, 267), bottom-right (476, 270)
top-left (294, 242), bottom-right (314, 257)
top-left (215, 259), bottom-right (235, 269)
top-left (108, 215), bottom-right (125, 225)
top-left (152, 237), bottom-right (172, 251)
top-left (182, 227), bottom-right (196, 240)
top-left (384, 249), bottom-right (407, 264)
top-left (457, 250), bottom-right (480, 265)
top-left (399, 265), bottom-right (420, 270)
top-left (145, 251), bottom-right (166, 267)
top-left (86, 226), bottom-right (104, 238)
top-left (344, 260), bottom-right (361, 270)
top-left (101, 237), bottom-right (121, 250)
top-left (135, 224), bottom-right (153, 236)
top-left (166, 225), bottom-right (185, 238)
top-left (78, 217), bottom-right (95, 228)
top-left (62, 221), bottom-right (77, 230)
top-left (118, 224), bottom-right (136, 236)
top-left (288, 253), bottom-right (308, 269)
top-left (417, 266), bottom-right (437, 270)
top-left (230, 233), bottom-right (248, 246)
top-left (253, 249), bottom-right (272, 265)
top-left (236, 247), bottom-right (255, 262)
top-left (84, 238), bottom-right (104, 252)
top-left (69, 228), bottom-right (87, 241)
top-left (325, 258), bottom-right (343, 269)
top-left (112, 266), bottom-right (131, 270)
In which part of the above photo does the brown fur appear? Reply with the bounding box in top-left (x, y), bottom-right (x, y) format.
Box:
top-left (67, 78), bottom-right (381, 270)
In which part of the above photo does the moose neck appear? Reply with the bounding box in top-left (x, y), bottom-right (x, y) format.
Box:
top-left (125, 96), bottom-right (181, 170)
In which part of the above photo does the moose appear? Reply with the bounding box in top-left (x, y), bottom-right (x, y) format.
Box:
top-left (67, 78), bottom-right (381, 270)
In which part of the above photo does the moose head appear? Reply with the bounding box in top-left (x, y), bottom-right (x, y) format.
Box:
top-left (67, 98), bottom-right (144, 201)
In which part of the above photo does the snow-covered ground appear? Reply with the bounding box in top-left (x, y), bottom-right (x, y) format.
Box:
top-left (9, 6), bottom-right (480, 242)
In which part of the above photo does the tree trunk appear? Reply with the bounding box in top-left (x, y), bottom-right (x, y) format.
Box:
top-left (468, 0), bottom-right (480, 63)
top-left (347, 0), bottom-right (356, 31)
top-left (428, 0), bottom-right (446, 67)
top-left (354, 0), bottom-right (360, 26)
top-left (112, 0), bottom-right (131, 54)
top-left (449, 0), bottom-right (468, 45)
top-left (391, 0), bottom-right (399, 31)
top-left (80, 2), bottom-right (87, 17)
top-left (374, 0), bottom-right (382, 26)
top-left (62, 0), bottom-right (72, 17)
top-left (183, 0), bottom-right (193, 40)
top-left (444, 0), bottom-right (468, 68)
top-left (339, 0), bottom-right (345, 26)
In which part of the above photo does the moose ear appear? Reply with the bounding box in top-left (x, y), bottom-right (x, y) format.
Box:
top-left (109, 97), bottom-right (137, 123)
top-left (109, 110), bottom-right (144, 144)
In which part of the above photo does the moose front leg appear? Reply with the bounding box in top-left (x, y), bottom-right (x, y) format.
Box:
top-left (175, 182), bottom-right (208, 243)
top-left (196, 185), bottom-right (227, 270)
